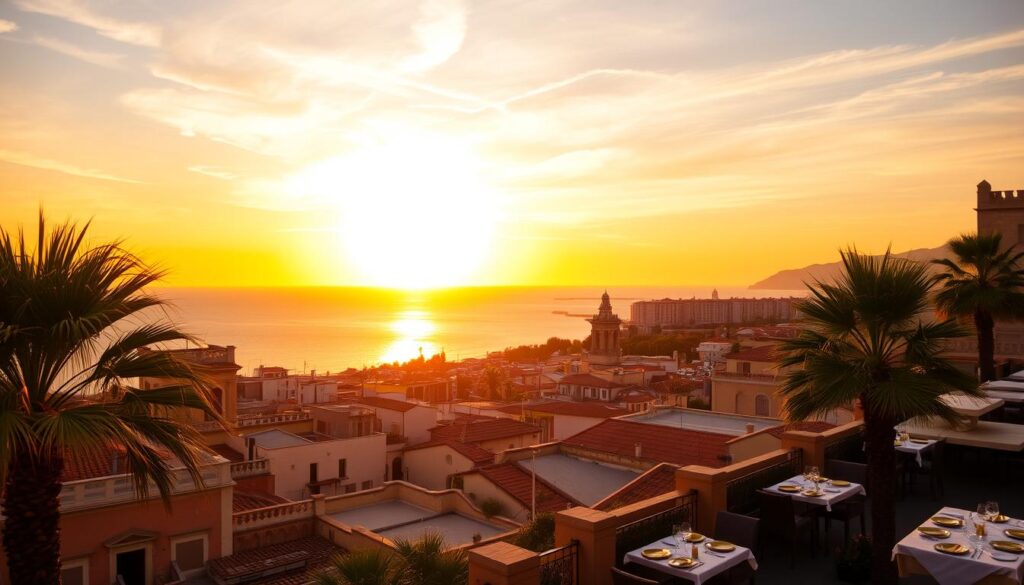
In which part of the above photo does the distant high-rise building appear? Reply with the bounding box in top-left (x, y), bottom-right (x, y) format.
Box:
top-left (629, 297), bottom-right (802, 332)
top-left (588, 291), bottom-right (622, 365)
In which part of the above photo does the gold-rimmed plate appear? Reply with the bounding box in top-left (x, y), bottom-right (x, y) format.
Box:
top-left (989, 514), bottom-right (1010, 524)
top-left (917, 527), bottom-right (951, 539)
top-left (829, 480), bottom-right (851, 487)
top-left (802, 489), bottom-right (824, 497)
top-left (931, 516), bottom-right (963, 528)
top-left (685, 533), bottom-right (705, 543)
top-left (706, 541), bottom-right (736, 552)
top-left (934, 543), bottom-right (970, 555)
top-left (1005, 529), bottom-right (1024, 541)
top-left (668, 557), bottom-right (699, 569)
top-left (777, 484), bottom-right (800, 493)
top-left (642, 548), bottom-right (671, 560)
top-left (991, 541), bottom-right (1024, 554)
top-left (910, 439), bottom-right (930, 444)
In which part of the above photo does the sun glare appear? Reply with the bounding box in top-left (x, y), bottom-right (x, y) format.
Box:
top-left (381, 310), bottom-right (439, 363)
top-left (286, 129), bottom-right (500, 289)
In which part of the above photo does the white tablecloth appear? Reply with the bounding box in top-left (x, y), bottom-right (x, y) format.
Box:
top-left (767, 475), bottom-right (866, 512)
top-left (987, 390), bottom-right (1024, 404)
top-left (896, 439), bottom-right (936, 465)
top-left (892, 506), bottom-right (1024, 585)
top-left (624, 537), bottom-right (757, 585)
top-left (985, 380), bottom-right (1024, 391)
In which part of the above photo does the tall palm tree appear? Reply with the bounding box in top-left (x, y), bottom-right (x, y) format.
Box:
top-left (315, 532), bottom-right (468, 585)
top-left (0, 214), bottom-right (220, 584)
top-left (932, 232), bottom-right (1024, 382)
top-left (778, 249), bottom-right (978, 585)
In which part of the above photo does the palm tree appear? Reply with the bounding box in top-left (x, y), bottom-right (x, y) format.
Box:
top-left (932, 232), bottom-right (1024, 382)
top-left (778, 249), bottom-right (978, 585)
top-left (315, 532), bottom-right (467, 585)
top-left (0, 214), bottom-right (220, 584)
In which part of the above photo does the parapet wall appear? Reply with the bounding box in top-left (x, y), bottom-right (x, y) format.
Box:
top-left (977, 181), bottom-right (1024, 208)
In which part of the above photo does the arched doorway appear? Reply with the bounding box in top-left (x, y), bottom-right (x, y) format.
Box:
top-left (391, 457), bottom-right (403, 481)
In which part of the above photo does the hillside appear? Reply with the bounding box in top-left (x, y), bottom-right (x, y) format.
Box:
top-left (749, 245), bottom-right (950, 290)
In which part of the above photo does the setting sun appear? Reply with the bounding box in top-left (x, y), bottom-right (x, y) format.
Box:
top-left (282, 128), bottom-right (500, 289)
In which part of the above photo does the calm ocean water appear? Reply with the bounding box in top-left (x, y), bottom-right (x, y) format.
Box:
top-left (153, 286), bottom-right (803, 374)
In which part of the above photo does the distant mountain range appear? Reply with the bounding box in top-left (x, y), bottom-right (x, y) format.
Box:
top-left (749, 245), bottom-right (950, 290)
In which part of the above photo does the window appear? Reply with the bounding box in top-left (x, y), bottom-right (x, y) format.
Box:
top-left (61, 558), bottom-right (88, 585)
top-left (338, 458), bottom-right (347, 478)
top-left (344, 483), bottom-right (356, 494)
top-left (755, 394), bottom-right (770, 417)
top-left (361, 480), bottom-right (373, 490)
top-left (445, 454), bottom-right (453, 465)
top-left (600, 389), bottom-right (608, 400)
top-left (171, 534), bottom-right (207, 573)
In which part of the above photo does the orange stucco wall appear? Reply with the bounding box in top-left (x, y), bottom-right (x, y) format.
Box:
top-left (0, 486), bottom-right (231, 585)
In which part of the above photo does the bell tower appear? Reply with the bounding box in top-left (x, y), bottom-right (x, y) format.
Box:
top-left (587, 291), bottom-right (622, 366)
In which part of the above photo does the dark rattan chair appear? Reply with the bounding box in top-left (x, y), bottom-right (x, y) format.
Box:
top-left (756, 489), bottom-right (817, 569)
top-left (611, 567), bottom-right (661, 585)
top-left (823, 459), bottom-right (867, 551)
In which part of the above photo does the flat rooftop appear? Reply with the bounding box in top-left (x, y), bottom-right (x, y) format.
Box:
top-left (632, 409), bottom-right (779, 436)
top-left (326, 500), bottom-right (506, 547)
top-left (519, 454), bottom-right (639, 506)
top-left (246, 429), bottom-right (310, 448)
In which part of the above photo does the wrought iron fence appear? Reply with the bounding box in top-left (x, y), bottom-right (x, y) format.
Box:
top-left (725, 448), bottom-right (803, 514)
top-left (614, 491), bottom-right (698, 568)
top-left (824, 429), bottom-right (866, 463)
top-left (539, 539), bottom-right (579, 585)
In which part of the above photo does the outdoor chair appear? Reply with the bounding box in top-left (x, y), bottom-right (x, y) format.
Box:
top-left (822, 459), bottom-right (867, 551)
top-left (706, 511), bottom-right (759, 585)
top-left (611, 567), bottom-right (662, 585)
top-left (755, 489), bottom-right (817, 569)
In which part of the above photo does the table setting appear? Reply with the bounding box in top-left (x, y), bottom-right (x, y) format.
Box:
top-left (895, 424), bottom-right (938, 465)
top-left (893, 503), bottom-right (1024, 585)
top-left (622, 521), bottom-right (758, 585)
top-left (767, 466), bottom-right (866, 512)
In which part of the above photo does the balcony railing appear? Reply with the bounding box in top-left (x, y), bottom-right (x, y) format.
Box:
top-left (725, 448), bottom-right (803, 514)
top-left (232, 499), bottom-right (314, 531)
top-left (539, 539), bottom-right (579, 585)
top-left (824, 429), bottom-right (866, 463)
top-left (614, 492), bottom-right (698, 568)
top-left (230, 458), bottom-right (270, 479)
top-left (236, 412), bottom-right (311, 427)
top-left (59, 462), bottom-right (232, 512)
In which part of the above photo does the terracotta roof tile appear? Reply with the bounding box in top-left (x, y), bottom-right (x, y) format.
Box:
top-left (233, 490), bottom-right (290, 512)
top-left (209, 443), bottom-right (244, 463)
top-left (562, 419), bottom-right (732, 468)
top-left (558, 374), bottom-right (627, 389)
top-left (405, 439), bottom-right (496, 466)
top-left (724, 345), bottom-right (778, 362)
top-left (430, 418), bottom-right (540, 444)
top-left (594, 463), bottom-right (679, 511)
top-left (474, 463), bottom-right (575, 513)
top-left (207, 536), bottom-right (342, 585)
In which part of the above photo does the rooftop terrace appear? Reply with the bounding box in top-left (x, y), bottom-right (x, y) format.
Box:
top-left (518, 454), bottom-right (639, 506)
top-left (626, 407), bottom-right (780, 436)
top-left (326, 500), bottom-right (507, 547)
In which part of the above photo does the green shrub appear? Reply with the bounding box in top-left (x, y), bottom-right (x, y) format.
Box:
top-left (512, 513), bottom-right (555, 552)
top-left (480, 497), bottom-right (505, 518)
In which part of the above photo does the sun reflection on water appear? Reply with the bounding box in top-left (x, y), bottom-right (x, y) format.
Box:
top-left (380, 310), bottom-right (439, 363)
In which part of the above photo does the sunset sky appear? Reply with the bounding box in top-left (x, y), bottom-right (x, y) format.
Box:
top-left (1, 1), bottom-right (1023, 289)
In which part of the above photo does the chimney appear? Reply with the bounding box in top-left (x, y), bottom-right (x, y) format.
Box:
top-left (745, 423), bottom-right (755, 434)
top-left (246, 437), bottom-right (256, 460)
top-left (634, 442), bottom-right (643, 458)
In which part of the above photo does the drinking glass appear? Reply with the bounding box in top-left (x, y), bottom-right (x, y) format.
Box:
top-left (810, 466), bottom-right (820, 482)
top-left (803, 465), bottom-right (812, 484)
top-left (672, 524), bottom-right (683, 550)
top-left (678, 523), bottom-right (692, 556)
top-left (986, 501), bottom-right (1000, 520)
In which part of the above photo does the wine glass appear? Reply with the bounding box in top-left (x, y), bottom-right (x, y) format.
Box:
top-left (810, 465), bottom-right (820, 482)
top-left (672, 524), bottom-right (683, 550)
top-left (678, 522), bottom-right (692, 556)
top-left (803, 465), bottom-right (813, 485)
top-left (986, 501), bottom-right (1000, 521)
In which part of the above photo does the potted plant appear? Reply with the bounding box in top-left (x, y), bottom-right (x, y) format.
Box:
top-left (835, 534), bottom-right (872, 583)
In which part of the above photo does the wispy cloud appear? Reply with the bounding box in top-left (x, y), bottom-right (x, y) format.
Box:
top-left (0, 19), bottom-right (18, 33)
top-left (33, 35), bottom-right (125, 68)
top-left (0, 148), bottom-right (142, 183)
top-left (14, 0), bottom-right (159, 46)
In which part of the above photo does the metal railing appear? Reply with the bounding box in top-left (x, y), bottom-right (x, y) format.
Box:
top-left (725, 448), bottom-right (803, 514)
top-left (539, 539), bottom-right (579, 585)
top-left (614, 492), bottom-right (698, 568)
top-left (711, 371), bottom-right (778, 382)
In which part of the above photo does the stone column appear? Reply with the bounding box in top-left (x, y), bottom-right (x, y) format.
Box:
top-left (675, 466), bottom-right (728, 535)
top-left (468, 541), bottom-right (540, 585)
top-left (555, 507), bottom-right (617, 585)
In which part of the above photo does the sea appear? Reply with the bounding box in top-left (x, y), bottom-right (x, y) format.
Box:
top-left (152, 286), bottom-right (803, 375)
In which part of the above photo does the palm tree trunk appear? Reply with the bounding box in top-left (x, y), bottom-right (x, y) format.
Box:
top-left (863, 402), bottom-right (898, 585)
top-left (2, 449), bottom-right (64, 585)
top-left (975, 310), bottom-right (997, 382)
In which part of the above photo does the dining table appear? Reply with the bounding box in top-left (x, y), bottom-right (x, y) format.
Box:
top-left (893, 506), bottom-right (1024, 585)
top-left (941, 393), bottom-right (1005, 429)
top-left (623, 534), bottom-right (757, 585)
top-left (765, 475), bottom-right (866, 512)
top-left (900, 418), bottom-right (1024, 452)
top-left (895, 437), bottom-right (938, 465)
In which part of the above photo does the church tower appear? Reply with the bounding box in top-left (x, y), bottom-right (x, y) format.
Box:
top-left (588, 291), bottom-right (622, 366)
